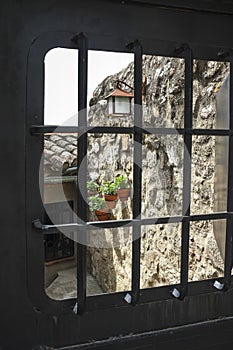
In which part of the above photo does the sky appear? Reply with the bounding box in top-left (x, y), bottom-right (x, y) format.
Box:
top-left (44, 48), bottom-right (133, 125)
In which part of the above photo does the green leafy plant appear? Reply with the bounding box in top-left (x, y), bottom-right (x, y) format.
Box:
top-left (101, 181), bottom-right (117, 195)
top-left (87, 180), bottom-right (99, 192)
top-left (88, 195), bottom-right (107, 212)
top-left (115, 175), bottom-right (129, 189)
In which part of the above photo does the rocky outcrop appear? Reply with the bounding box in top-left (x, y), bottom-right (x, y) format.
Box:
top-left (86, 56), bottom-right (229, 292)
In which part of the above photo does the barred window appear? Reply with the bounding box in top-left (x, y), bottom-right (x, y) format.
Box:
top-left (28, 33), bottom-right (233, 315)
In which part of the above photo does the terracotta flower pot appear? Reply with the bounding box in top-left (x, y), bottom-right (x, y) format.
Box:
top-left (116, 188), bottom-right (130, 202)
top-left (104, 194), bottom-right (118, 209)
top-left (95, 209), bottom-right (109, 221)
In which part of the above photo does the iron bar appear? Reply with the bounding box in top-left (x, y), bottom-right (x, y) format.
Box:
top-left (31, 125), bottom-right (233, 136)
top-left (33, 212), bottom-right (233, 233)
top-left (131, 40), bottom-right (142, 305)
top-left (223, 52), bottom-right (233, 290)
top-left (177, 45), bottom-right (193, 300)
top-left (76, 32), bottom-right (88, 314)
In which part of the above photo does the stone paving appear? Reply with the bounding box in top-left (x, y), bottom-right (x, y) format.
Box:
top-left (46, 267), bottom-right (103, 300)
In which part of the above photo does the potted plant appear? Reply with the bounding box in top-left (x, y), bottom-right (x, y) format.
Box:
top-left (115, 175), bottom-right (130, 202)
top-left (87, 180), bottom-right (99, 196)
top-left (101, 181), bottom-right (118, 209)
top-left (88, 195), bottom-right (109, 221)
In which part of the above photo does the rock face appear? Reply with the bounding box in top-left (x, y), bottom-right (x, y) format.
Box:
top-left (86, 55), bottom-right (229, 293)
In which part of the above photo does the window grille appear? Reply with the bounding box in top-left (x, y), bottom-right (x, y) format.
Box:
top-left (30, 33), bottom-right (233, 315)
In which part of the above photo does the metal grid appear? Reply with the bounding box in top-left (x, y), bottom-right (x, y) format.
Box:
top-left (32, 34), bottom-right (233, 314)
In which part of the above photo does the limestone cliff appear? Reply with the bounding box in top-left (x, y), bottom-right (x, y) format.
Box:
top-left (86, 55), bottom-right (229, 293)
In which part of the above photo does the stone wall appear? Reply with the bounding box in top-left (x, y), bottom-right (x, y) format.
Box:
top-left (86, 56), bottom-right (229, 294)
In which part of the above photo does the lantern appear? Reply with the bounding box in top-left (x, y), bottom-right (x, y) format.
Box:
top-left (105, 87), bottom-right (134, 116)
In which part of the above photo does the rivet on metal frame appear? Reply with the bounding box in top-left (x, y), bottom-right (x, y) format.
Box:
top-left (213, 280), bottom-right (224, 290)
top-left (124, 293), bottom-right (132, 304)
top-left (73, 302), bottom-right (78, 314)
top-left (171, 288), bottom-right (181, 299)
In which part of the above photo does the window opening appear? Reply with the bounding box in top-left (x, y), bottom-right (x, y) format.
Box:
top-left (86, 227), bottom-right (132, 296)
top-left (87, 132), bottom-right (133, 222)
top-left (191, 135), bottom-right (228, 215)
top-left (141, 134), bottom-right (184, 219)
top-left (192, 60), bottom-right (230, 129)
top-left (44, 48), bottom-right (78, 126)
top-left (142, 55), bottom-right (185, 128)
top-left (140, 223), bottom-right (181, 289)
top-left (189, 220), bottom-right (225, 282)
top-left (88, 50), bottom-right (134, 127)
